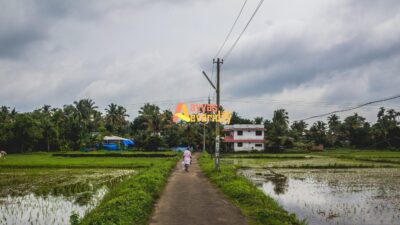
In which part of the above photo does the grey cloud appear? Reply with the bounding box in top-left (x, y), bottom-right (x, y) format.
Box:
top-left (0, 0), bottom-right (188, 59)
top-left (221, 1), bottom-right (400, 99)
top-left (1, 0), bottom-right (399, 122)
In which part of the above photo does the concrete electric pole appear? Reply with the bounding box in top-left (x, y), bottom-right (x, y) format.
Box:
top-left (202, 58), bottom-right (223, 171)
top-left (213, 58), bottom-right (223, 171)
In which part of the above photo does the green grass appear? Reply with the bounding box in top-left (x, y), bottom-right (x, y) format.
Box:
top-left (57, 150), bottom-right (178, 156)
top-left (199, 153), bottom-right (304, 225)
top-left (222, 153), bottom-right (313, 159)
top-left (78, 158), bottom-right (177, 225)
top-left (311, 149), bottom-right (400, 164)
top-left (221, 149), bottom-right (400, 168)
top-left (0, 152), bottom-right (176, 168)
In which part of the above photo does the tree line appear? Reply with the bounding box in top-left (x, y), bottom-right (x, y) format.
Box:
top-left (1, 98), bottom-right (399, 153)
top-left (0, 99), bottom-right (208, 153)
top-left (233, 108), bottom-right (400, 150)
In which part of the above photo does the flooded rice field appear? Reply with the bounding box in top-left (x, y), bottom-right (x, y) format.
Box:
top-left (240, 168), bottom-right (400, 225)
top-left (224, 156), bottom-right (398, 168)
top-left (0, 169), bottom-right (136, 225)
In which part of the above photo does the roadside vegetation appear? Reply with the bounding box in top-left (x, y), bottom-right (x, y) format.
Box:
top-left (78, 157), bottom-right (177, 225)
top-left (199, 153), bottom-right (305, 225)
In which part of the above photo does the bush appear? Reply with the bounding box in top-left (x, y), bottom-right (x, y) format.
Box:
top-left (143, 135), bottom-right (165, 151)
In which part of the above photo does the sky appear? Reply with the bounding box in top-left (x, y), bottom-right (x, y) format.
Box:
top-left (1, 0), bottom-right (400, 124)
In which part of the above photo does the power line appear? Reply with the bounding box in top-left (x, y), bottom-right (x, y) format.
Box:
top-left (223, 0), bottom-right (264, 60)
top-left (221, 99), bottom-right (354, 108)
top-left (214, 0), bottom-right (248, 59)
top-left (300, 94), bottom-right (400, 121)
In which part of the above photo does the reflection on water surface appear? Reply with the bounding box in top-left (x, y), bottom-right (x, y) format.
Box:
top-left (240, 168), bottom-right (400, 225)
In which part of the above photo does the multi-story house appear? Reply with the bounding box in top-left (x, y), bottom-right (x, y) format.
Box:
top-left (223, 124), bottom-right (265, 152)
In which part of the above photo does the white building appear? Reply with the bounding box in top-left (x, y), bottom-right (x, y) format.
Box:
top-left (223, 124), bottom-right (265, 152)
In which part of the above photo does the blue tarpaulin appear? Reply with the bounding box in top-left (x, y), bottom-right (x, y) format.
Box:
top-left (122, 139), bottom-right (134, 146)
top-left (103, 143), bottom-right (119, 150)
top-left (102, 136), bottom-right (135, 150)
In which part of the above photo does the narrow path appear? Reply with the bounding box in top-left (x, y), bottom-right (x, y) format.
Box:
top-left (149, 153), bottom-right (248, 225)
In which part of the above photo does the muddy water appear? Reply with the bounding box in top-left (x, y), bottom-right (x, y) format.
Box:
top-left (240, 168), bottom-right (400, 225)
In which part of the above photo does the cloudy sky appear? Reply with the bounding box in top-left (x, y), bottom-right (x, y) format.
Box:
top-left (1, 0), bottom-right (400, 123)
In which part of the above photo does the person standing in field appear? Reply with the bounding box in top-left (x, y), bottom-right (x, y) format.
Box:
top-left (0, 151), bottom-right (6, 159)
top-left (183, 149), bottom-right (192, 172)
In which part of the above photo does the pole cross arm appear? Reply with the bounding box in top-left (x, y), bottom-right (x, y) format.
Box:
top-left (202, 71), bottom-right (216, 90)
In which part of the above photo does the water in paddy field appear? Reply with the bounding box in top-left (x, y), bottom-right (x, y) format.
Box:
top-left (0, 169), bottom-right (136, 225)
top-left (0, 187), bottom-right (107, 225)
top-left (240, 168), bottom-right (400, 225)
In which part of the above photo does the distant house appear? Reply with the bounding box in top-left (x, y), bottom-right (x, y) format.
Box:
top-left (223, 124), bottom-right (265, 152)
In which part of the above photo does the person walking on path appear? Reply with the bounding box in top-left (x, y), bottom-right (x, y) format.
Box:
top-left (183, 149), bottom-right (192, 172)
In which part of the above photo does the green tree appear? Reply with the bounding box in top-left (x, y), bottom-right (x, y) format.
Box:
top-left (0, 106), bottom-right (16, 150)
top-left (265, 109), bottom-right (291, 148)
top-left (371, 107), bottom-right (400, 148)
top-left (253, 117), bottom-right (264, 125)
top-left (307, 121), bottom-right (327, 145)
top-left (342, 113), bottom-right (371, 148)
top-left (12, 113), bottom-right (43, 152)
top-left (230, 111), bottom-right (252, 124)
top-left (33, 105), bottom-right (58, 151)
top-left (290, 120), bottom-right (308, 141)
top-left (105, 103), bottom-right (129, 134)
top-left (327, 114), bottom-right (341, 146)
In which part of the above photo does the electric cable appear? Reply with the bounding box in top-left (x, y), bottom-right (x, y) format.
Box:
top-left (214, 0), bottom-right (248, 59)
top-left (223, 0), bottom-right (264, 60)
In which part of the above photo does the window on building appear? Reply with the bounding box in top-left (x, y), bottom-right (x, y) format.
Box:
top-left (255, 144), bottom-right (262, 147)
top-left (237, 130), bottom-right (243, 136)
top-left (256, 130), bottom-right (262, 136)
top-left (237, 142), bottom-right (243, 147)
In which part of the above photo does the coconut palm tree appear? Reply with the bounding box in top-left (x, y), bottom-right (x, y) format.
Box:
top-left (308, 121), bottom-right (327, 145)
top-left (105, 103), bottom-right (129, 134)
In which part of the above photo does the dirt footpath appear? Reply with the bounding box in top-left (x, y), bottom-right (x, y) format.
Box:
top-left (149, 153), bottom-right (248, 225)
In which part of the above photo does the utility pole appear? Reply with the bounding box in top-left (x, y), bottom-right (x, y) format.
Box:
top-left (202, 58), bottom-right (223, 171)
top-left (203, 97), bottom-right (210, 153)
top-left (213, 58), bottom-right (223, 171)
top-left (203, 123), bottom-right (206, 153)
